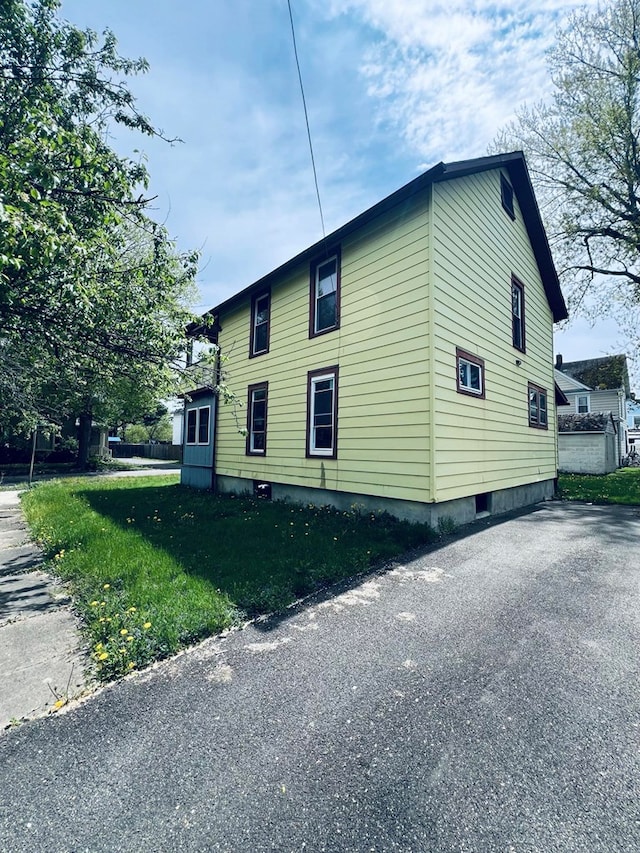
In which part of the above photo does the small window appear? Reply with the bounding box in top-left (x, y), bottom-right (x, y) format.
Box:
top-left (456, 348), bottom-right (485, 398)
top-left (186, 406), bottom-right (211, 445)
top-left (306, 366), bottom-right (339, 457)
top-left (310, 248), bottom-right (341, 337)
top-left (246, 383), bottom-right (268, 455)
top-left (634, 415), bottom-right (640, 428)
top-left (186, 409), bottom-right (197, 444)
top-left (250, 290), bottom-right (270, 357)
top-left (511, 276), bottom-right (526, 353)
top-left (501, 174), bottom-right (515, 220)
top-left (198, 407), bottom-right (210, 444)
top-left (528, 383), bottom-right (548, 429)
top-left (577, 394), bottom-right (590, 414)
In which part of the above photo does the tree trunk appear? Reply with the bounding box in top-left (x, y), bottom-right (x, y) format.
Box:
top-left (77, 411), bottom-right (93, 469)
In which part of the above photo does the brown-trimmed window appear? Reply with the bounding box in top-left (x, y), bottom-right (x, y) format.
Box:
top-left (528, 383), bottom-right (548, 429)
top-left (246, 382), bottom-right (268, 455)
top-left (310, 248), bottom-right (341, 337)
top-left (456, 348), bottom-right (485, 398)
top-left (306, 366), bottom-right (338, 458)
top-left (501, 174), bottom-right (515, 220)
top-left (511, 276), bottom-right (526, 352)
top-left (250, 290), bottom-right (270, 357)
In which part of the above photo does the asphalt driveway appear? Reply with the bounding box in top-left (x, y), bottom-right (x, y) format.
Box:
top-left (0, 501), bottom-right (639, 852)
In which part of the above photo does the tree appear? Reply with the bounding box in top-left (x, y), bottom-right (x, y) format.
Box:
top-left (0, 0), bottom-right (209, 464)
top-left (494, 0), bottom-right (640, 329)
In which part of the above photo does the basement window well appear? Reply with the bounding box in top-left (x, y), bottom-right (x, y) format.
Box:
top-left (475, 492), bottom-right (490, 517)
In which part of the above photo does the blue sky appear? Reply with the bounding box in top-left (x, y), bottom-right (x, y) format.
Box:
top-left (59, 0), bottom-right (630, 381)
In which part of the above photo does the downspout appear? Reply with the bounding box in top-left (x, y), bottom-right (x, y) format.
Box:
top-left (427, 182), bottom-right (437, 503)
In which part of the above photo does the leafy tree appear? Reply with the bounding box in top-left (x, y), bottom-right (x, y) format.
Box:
top-left (0, 0), bottom-right (209, 464)
top-left (494, 0), bottom-right (640, 328)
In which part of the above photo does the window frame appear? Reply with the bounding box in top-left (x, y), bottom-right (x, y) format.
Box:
top-left (306, 366), bottom-right (339, 458)
top-left (528, 383), bottom-right (548, 430)
top-left (246, 382), bottom-right (268, 456)
top-left (501, 174), bottom-right (516, 220)
top-left (456, 348), bottom-right (485, 399)
top-left (511, 275), bottom-right (526, 353)
top-left (576, 394), bottom-right (590, 414)
top-left (249, 289), bottom-right (270, 358)
top-left (309, 247), bottom-right (341, 338)
top-left (185, 405), bottom-right (211, 445)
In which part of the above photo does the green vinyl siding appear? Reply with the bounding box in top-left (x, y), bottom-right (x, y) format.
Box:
top-left (215, 194), bottom-right (432, 502)
top-left (430, 170), bottom-right (556, 502)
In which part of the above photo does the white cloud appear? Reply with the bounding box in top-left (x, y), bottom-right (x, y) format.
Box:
top-left (323, 0), bottom-right (600, 162)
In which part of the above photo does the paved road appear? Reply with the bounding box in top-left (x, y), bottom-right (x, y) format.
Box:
top-left (0, 501), bottom-right (638, 852)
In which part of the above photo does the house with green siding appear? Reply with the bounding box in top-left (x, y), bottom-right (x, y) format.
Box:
top-left (182, 151), bottom-right (568, 526)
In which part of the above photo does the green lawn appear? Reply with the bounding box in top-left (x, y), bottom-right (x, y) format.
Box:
top-left (21, 475), bottom-right (439, 681)
top-left (557, 468), bottom-right (640, 505)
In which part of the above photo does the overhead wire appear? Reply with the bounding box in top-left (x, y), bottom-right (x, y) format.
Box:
top-left (286, 0), bottom-right (326, 240)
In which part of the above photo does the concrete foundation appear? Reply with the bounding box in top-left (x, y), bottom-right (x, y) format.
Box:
top-left (215, 475), bottom-right (555, 527)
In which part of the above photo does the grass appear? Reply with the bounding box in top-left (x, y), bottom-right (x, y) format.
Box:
top-left (21, 475), bottom-right (440, 681)
top-left (557, 468), bottom-right (640, 505)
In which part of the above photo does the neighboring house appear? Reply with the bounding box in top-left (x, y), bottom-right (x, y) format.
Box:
top-left (182, 151), bottom-right (568, 526)
top-left (627, 400), bottom-right (640, 430)
top-left (554, 354), bottom-right (631, 465)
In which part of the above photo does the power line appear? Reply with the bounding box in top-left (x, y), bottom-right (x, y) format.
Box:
top-left (287, 0), bottom-right (326, 239)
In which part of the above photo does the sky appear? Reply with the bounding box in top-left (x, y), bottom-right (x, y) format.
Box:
top-left (59, 0), bottom-right (633, 386)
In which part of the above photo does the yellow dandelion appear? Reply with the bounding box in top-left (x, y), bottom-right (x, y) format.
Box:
top-left (90, 600), bottom-right (99, 607)
top-left (128, 662), bottom-right (136, 669)
top-left (143, 622), bottom-right (151, 629)
top-left (127, 635), bottom-right (134, 642)
top-left (120, 628), bottom-right (128, 635)
top-left (100, 601), bottom-right (106, 606)
top-left (98, 652), bottom-right (109, 661)
top-left (53, 699), bottom-right (65, 710)
top-left (127, 606), bottom-right (137, 613)
top-left (119, 647), bottom-right (127, 654)
top-left (103, 583), bottom-right (110, 590)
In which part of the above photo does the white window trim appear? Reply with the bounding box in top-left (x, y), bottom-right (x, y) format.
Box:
top-left (247, 383), bottom-right (268, 455)
top-left (458, 358), bottom-right (483, 395)
top-left (576, 394), bottom-right (590, 414)
top-left (308, 369), bottom-right (337, 457)
top-left (186, 405), bottom-right (211, 445)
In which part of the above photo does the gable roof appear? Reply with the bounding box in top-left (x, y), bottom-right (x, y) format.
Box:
top-left (554, 368), bottom-right (591, 393)
top-left (205, 151), bottom-right (567, 324)
top-left (556, 355), bottom-right (630, 396)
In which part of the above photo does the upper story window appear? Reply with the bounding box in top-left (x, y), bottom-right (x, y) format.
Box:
top-left (250, 290), bottom-right (270, 357)
top-left (306, 366), bottom-right (339, 458)
top-left (246, 382), bottom-right (268, 455)
top-left (528, 383), bottom-right (548, 429)
top-left (186, 406), bottom-right (210, 445)
top-left (576, 394), bottom-right (590, 413)
top-left (456, 348), bottom-right (485, 398)
top-left (310, 247), bottom-right (341, 337)
top-left (501, 174), bottom-right (515, 220)
top-left (511, 276), bottom-right (526, 353)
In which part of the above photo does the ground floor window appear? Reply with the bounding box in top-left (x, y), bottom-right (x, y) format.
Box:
top-left (246, 383), bottom-right (268, 455)
top-left (186, 406), bottom-right (211, 444)
top-left (528, 383), bottom-right (548, 429)
top-left (306, 366), bottom-right (339, 457)
top-left (456, 348), bottom-right (485, 398)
